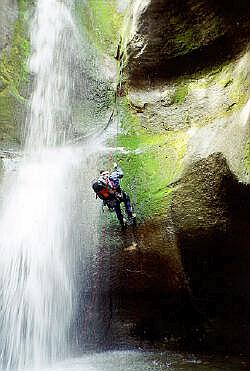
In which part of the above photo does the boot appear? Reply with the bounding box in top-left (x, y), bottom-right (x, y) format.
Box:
top-left (120, 217), bottom-right (127, 230)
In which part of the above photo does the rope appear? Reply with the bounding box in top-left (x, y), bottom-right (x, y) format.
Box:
top-left (114, 38), bottom-right (125, 152)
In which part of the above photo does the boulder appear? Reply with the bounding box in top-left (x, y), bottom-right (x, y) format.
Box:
top-left (171, 152), bottom-right (250, 352)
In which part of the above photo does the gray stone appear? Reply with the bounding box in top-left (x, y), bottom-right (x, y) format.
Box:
top-left (0, 0), bottom-right (18, 55)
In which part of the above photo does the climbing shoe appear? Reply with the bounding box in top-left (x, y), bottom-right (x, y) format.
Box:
top-left (121, 218), bottom-right (127, 230)
top-left (129, 213), bottom-right (136, 223)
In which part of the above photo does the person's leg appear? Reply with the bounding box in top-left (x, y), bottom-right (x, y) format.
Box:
top-left (113, 200), bottom-right (125, 226)
top-left (122, 191), bottom-right (133, 218)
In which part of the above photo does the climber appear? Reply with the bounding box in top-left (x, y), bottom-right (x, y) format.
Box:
top-left (92, 163), bottom-right (136, 229)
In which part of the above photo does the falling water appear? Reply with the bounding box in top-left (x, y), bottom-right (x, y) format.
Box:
top-left (25, 0), bottom-right (78, 150)
top-left (0, 0), bottom-right (96, 369)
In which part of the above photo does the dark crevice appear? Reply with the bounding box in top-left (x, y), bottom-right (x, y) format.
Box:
top-left (128, 34), bottom-right (249, 85)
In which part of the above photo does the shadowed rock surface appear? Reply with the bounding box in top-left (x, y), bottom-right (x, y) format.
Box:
top-left (125, 0), bottom-right (250, 83)
top-left (171, 153), bottom-right (249, 353)
top-left (106, 0), bottom-right (250, 354)
top-left (90, 153), bottom-right (249, 354)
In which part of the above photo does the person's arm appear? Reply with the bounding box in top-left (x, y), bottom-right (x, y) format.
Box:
top-left (112, 163), bottom-right (123, 179)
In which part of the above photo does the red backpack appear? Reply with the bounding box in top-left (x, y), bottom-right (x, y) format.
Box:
top-left (92, 178), bottom-right (115, 200)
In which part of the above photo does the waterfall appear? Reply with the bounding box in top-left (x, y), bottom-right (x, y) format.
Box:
top-left (0, 0), bottom-right (96, 369)
top-left (25, 0), bottom-right (77, 150)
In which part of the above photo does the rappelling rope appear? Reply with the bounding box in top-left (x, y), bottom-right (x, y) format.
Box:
top-left (114, 40), bottom-right (124, 152)
top-left (94, 44), bottom-right (125, 340)
top-left (101, 39), bottom-right (143, 286)
top-left (114, 51), bottom-right (143, 274)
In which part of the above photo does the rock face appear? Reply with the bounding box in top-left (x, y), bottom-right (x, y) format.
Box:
top-left (108, 0), bottom-right (250, 353)
top-left (0, 0), bottom-right (18, 54)
top-left (171, 153), bottom-right (249, 352)
top-left (0, 0), bottom-right (119, 147)
top-left (0, 0), bottom-right (29, 148)
top-left (125, 0), bottom-right (250, 82)
top-left (104, 152), bottom-right (249, 352)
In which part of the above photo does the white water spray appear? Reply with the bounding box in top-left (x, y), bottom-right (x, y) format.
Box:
top-left (25, 0), bottom-right (78, 150)
top-left (0, 0), bottom-right (90, 369)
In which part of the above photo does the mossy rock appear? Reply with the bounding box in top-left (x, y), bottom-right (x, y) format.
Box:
top-left (112, 100), bottom-right (188, 221)
top-left (244, 142), bottom-right (250, 175)
top-left (0, 0), bottom-right (30, 145)
top-left (125, 0), bottom-right (250, 82)
top-left (76, 0), bottom-right (124, 57)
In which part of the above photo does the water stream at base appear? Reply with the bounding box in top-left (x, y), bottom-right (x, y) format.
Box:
top-left (1, 351), bottom-right (245, 371)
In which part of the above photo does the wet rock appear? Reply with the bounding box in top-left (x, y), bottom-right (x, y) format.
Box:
top-left (171, 153), bottom-right (250, 353)
top-left (0, 0), bottom-right (18, 55)
top-left (107, 219), bottom-right (186, 295)
top-left (114, 0), bottom-right (250, 353)
top-left (99, 218), bottom-right (209, 347)
top-left (0, 1), bottom-right (29, 148)
top-left (125, 0), bottom-right (250, 83)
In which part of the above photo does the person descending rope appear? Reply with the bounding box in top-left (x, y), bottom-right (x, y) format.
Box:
top-left (92, 163), bottom-right (136, 229)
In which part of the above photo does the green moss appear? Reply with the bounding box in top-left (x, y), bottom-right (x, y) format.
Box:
top-left (172, 84), bottom-right (189, 104)
top-left (110, 52), bottom-right (249, 223)
top-left (229, 71), bottom-right (249, 107)
top-left (0, 1), bottom-right (30, 99)
top-left (0, 95), bottom-right (18, 142)
top-left (76, 0), bottom-right (123, 57)
top-left (175, 28), bottom-right (196, 49)
top-left (244, 142), bottom-right (250, 174)
top-left (0, 0), bottom-right (30, 143)
top-left (205, 61), bottom-right (249, 110)
top-left (115, 130), bottom-right (188, 221)
top-left (118, 96), bottom-right (142, 135)
top-left (173, 15), bottom-right (223, 55)
top-left (173, 56), bottom-right (249, 128)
